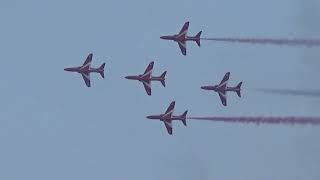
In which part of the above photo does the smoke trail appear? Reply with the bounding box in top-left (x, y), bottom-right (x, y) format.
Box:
top-left (256, 89), bottom-right (320, 97)
top-left (188, 117), bottom-right (320, 125)
top-left (201, 38), bottom-right (320, 47)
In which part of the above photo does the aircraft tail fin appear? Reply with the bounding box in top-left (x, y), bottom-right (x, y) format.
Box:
top-left (236, 82), bottom-right (242, 97)
top-left (181, 110), bottom-right (188, 126)
top-left (195, 31), bottom-right (202, 47)
top-left (99, 63), bottom-right (106, 78)
top-left (160, 71), bottom-right (167, 87)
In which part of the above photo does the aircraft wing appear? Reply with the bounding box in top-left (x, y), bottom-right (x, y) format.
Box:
top-left (162, 101), bottom-right (175, 119)
top-left (163, 119), bottom-right (173, 135)
top-left (81, 53), bottom-right (93, 71)
top-left (142, 61), bottom-right (154, 78)
top-left (142, 80), bottom-right (152, 96)
top-left (81, 72), bottom-right (91, 87)
top-left (218, 72), bottom-right (230, 89)
top-left (177, 41), bottom-right (187, 56)
top-left (218, 91), bottom-right (227, 106)
top-left (178, 21), bottom-right (189, 38)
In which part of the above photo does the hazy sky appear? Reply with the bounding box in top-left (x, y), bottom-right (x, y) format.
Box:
top-left (0, 0), bottom-right (320, 179)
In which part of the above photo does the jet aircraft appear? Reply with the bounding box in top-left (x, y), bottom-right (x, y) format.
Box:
top-left (64, 53), bottom-right (105, 87)
top-left (125, 61), bottom-right (166, 96)
top-left (146, 101), bottom-right (188, 135)
top-left (201, 72), bottom-right (242, 106)
top-left (160, 21), bottom-right (202, 56)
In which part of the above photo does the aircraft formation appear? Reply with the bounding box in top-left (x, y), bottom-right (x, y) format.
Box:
top-left (64, 21), bottom-right (242, 135)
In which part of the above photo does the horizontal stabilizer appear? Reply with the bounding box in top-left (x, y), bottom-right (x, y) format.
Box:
top-left (195, 31), bottom-right (202, 47)
top-left (99, 63), bottom-right (106, 78)
top-left (160, 71), bottom-right (167, 87)
top-left (181, 110), bottom-right (188, 126)
top-left (236, 82), bottom-right (242, 97)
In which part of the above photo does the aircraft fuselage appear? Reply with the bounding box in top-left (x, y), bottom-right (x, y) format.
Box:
top-left (125, 75), bottom-right (164, 82)
top-left (146, 114), bottom-right (185, 121)
top-left (64, 67), bottom-right (101, 74)
top-left (160, 35), bottom-right (199, 42)
top-left (201, 85), bottom-right (240, 92)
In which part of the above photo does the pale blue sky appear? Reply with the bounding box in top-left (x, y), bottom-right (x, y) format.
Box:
top-left (0, 0), bottom-right (320, 179)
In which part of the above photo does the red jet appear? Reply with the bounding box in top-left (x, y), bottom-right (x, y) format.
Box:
top-left (201, 72), bottom-right (242, 106)
top-left (160, 21), bottom-right (202, 56)
top-left (125, 61), bottom-right (166, 96)
top-left (146, 101), bottom-right (188, 135)
top-left (64, 53), bottom-right (105, 87)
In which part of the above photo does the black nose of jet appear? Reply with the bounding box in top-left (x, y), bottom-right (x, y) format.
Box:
top-left (160, 36), bottom-right (171, 40)
top-left (125, 76), bottom-right (135, 80)
top-left (64, 68), bottom-right (72, 72)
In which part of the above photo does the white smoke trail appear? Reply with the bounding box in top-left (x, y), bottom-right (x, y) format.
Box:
top-left (201, 38), bottom-right (320, 47)
top-left (188, 116), bottom-right (320, 125)
top-left (256, 89), bottom-right (320, 97)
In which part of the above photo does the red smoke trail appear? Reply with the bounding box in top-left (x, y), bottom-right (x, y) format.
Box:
top-left (188, 117), bottom-right (320, 125)
top-left (201, 38), bottom-right (320, 47)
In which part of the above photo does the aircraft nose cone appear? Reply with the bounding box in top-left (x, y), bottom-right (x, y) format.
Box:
top-left (201, 86), bottom-right (212, 90)
top-left (160, 36), bottom-right (170, 40)
top-left (146, 115), bottom-right (157, 119)
top-left (64, 68), bottom-right (72, 71)
top-left (146, 115), bottom-right (158, 119)
top-left (125, 76), bottom-right (135, 80)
